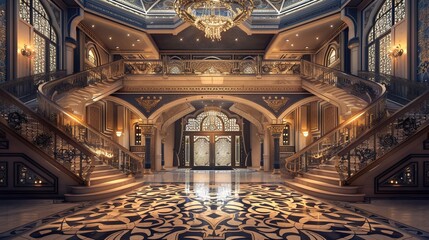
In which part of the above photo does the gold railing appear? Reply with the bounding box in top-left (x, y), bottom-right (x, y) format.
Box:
top-left (124, 58), bottom-right (301, 76)
top-left (284, 61), bottom-right (387, 176)
top-left (38, 60), bottom-right (144, 176)
top-left (336, 90), bottom-right (429, 184)
top-left (0, 88), bottom-right (94, 184)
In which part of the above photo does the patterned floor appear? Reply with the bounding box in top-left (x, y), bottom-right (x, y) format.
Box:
top-left (24, 183), bottom-right (415, 240)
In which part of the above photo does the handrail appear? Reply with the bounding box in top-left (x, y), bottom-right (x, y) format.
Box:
top-left (358, 71), bottom-right (429, 104)
top-left (336, 89), bottom-right (429, 183)
top-left (0, 87), bottom-right (95, 183)
top-left (37, 60), bottom-right (144, 176)
top-left (0, 71), bottom-right (67, 102)
top-left (283, 61), bottom-right (387, 176)
top-left (124, 58), bottom-right (301, 76)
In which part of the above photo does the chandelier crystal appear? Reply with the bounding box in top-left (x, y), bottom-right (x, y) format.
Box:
top-left (174, 0), bottom-right (254, 41)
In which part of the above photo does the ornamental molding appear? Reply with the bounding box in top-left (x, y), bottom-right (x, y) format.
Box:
top-left (135, 96), bottom-right (162, 112)
top-left (140, 125), bottom-right (155, 136)
top-left (269, 124), bottom-right (285, 136)
top-left (263, 96), bottom-right (288, 112)
top-left (123, 86), bottom-right (303, 93)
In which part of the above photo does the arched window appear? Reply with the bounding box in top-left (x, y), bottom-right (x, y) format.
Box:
top-left (367, 0), bottom-right (405, 75)
top-left (185, 110), bottom-right (240, 132)
top-left (19, 0), bottom-right (58, 74)
top-left (87, 48), bottom-right (98, 66)
top-left (326, 47), bottom-right (337, 67)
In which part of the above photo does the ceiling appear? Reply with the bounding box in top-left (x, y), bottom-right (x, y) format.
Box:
top-left (151, 27), bottom-right (274, 51)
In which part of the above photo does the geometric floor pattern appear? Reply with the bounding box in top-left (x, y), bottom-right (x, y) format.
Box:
top-left (26, 183), bottom-right (415, 239)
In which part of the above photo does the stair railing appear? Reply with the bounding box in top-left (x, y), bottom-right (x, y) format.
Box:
top-left (358, 71), bottom-right (429, 104)
top-left (336, 89), bottom-right (429, 184)
top-left (284, 61), bottom-right (387, 175)
top-left (0, 88), bottom-right (95, 184)
top-left (37, 60), bottom-right (144, 176)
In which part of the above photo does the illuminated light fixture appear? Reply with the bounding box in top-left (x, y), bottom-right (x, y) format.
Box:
top-left (388, 44), bottom-right (404, 58)
top-left (21, 44), bottom-right (33, 58)
top-left (302, 131), bottom-right (309, 137)
top-left (116, 131), bottom-right (122, 137)
top-left (174, 0), bottom-right (254, 41)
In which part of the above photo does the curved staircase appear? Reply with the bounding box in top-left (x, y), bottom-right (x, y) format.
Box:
top-left (65, 161), bottom-right (144, 202)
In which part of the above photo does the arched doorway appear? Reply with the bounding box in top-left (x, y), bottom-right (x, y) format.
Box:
top-left (180, 107), bottom-right (244, 169)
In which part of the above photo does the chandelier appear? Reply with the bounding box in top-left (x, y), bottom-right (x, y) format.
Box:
top-left (174, 0), bottom-right (254, 41)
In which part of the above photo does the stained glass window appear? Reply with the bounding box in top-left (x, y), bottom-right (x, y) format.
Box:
top-left (0, 0), bottom-right (6, 83)
top-left (185, 111), bottom-right (240, 132)
top-left (326, 48), bottom-right (337, 67)
top-left (19, 0), bottom-right (58, 74)
top-left (367, 0), bottom-right (405, 74)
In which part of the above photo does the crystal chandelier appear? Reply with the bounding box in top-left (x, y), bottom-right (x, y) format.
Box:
top-left (174, 0), bottom-right (254, 41)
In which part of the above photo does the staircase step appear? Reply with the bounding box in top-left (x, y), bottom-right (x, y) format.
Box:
top-left (93, 165), bottom-right (113, 171)
top-left (70, 177), bottom-right (135, 194)
top-left (309, 168), bottom-right (339, 178)
top-left (65, 181), bottom-right (144, 202)
top-left (91, 168), bottom-right (122, 178)
top-left (319, 164), bottom-right (337, 171)
top-left (293, 177), bottom-right (360, 194)
top-left (90, 173), bottom-right (126, 185)
top-left (304, 173), bottom-right (339, 185)
top-left (284, 181), bottom-right (365, 202)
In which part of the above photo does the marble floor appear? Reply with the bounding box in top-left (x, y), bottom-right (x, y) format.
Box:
top-left (6, 169), bottom-right (420, 240)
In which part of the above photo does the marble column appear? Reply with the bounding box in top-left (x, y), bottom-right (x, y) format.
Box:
top-left (270, 124), bottom-right (284, 174)
top-left (141, 125), bottom-right (154, 174)
top-left (348, 38), bottom-right (359, 75)
top-left (161, 136), bottom-right (166, 170)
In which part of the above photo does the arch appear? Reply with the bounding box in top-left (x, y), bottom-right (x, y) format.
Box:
top-left (229, 104), bottom-right (264, 134)
top-left (325, 43), bottom-right (339, 67)
top-left (160, 103), bottom-right (195, 135)
top-left (68, 8), bottom-right (84, 40)
top-left (103, 96), bottom-right (147, 121)
top-left (149, 95), bottom-right (276, 123)
top-left (278, 96), bottom-right (321, 120)
top-left (86, 43), bottom-right (100, 67)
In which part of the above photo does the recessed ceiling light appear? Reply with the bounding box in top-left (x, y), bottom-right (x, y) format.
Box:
top-left (196, 38), bottom-right (199, 41)
top-left (132, 44), bottom-right (135, 47)
top-left (330, 24), bottom-right (334, 28)
top-left (91, 24), bottom-right (95, 28)
top-left (305, 46), bottom-right (309, 49)
top-left (291, 44), bottom-right (294, 47)
top-left (235, 38), bottom-right (238, 41)
top-left (286, 39), bottom-right (289, 42)
top-left (116, 46), bottom-right (119, 49)
top-left (109, 37), bottom-right (112, 40)
top-left (296, 34), bottom-right (299, 37)
top-left (316, 37), bottom-right (319, 40)
top-left (137, 39), bottom-right (141, 42)
top-left (180, 38), bottom-right (183, 41)
top-left (127, 34), bottom-right (130, 37)
top-left (212, 39), bottom-right (215, 42)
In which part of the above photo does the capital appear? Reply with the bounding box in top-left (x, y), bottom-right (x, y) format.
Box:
top-left (141, 125), bottom-right (154, 136)
top-left (269, 124), bottom-right (284, 137)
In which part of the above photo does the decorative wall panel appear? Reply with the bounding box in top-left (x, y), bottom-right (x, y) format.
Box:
top-left (193, 136), bottom-right (210, 166)
top-left (215, 136), bottom-right (231, 166)
top-left (418, 0), bottom-right (429, 82)
top-left (0, 0), bottom-right (6, 83)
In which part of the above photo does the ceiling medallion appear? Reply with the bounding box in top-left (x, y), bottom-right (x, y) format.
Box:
top-left (135, 96), bottom-right (162, 112)
top-left (263, 96), bottom-right (288, 112)
top-left (174, 0), bottom-right (254, 41)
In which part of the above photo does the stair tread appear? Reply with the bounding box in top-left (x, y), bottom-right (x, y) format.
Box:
top-left (310, 169), bottom-right (338, 174)
top-left (294, 177), bottom-right (359, 189)
top-left (285, 181), bottom-right (365, 197)
top-left (91, 173), bottom-right (126, 181)
top-left (65, 181), bottom-right (143, 197)
top-left (304, 172), bottom-right (339, 180)
top-left (71, 177), bottom-right (134, 189)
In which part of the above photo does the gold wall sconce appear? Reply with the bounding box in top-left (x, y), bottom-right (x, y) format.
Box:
top-left (302, 131), bottom-right (309, 137)
top-left (388, 44), bottom-right (404, 58)
top-left (116, 130), bottom-right (122, 137)
top-left (21, 44), bottom-right (33, 58)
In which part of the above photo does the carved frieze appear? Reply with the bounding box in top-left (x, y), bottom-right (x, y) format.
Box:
top-left (136, 96), bottom-right (162, 112)
top-left (263, 96), bottom-right (288, 112)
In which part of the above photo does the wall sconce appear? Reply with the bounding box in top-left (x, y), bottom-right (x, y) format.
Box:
top-left (388, 44), bottom-right (404, 58)
top-left (302, 131), bottom-right (309, 137)
top-left (21, 44), bottom-right (33, 58)
top-left (116, 131), bottom-right (122, 137)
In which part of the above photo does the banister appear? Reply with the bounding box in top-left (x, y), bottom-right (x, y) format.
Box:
top-left (284, 60), bottom-right (387, 175)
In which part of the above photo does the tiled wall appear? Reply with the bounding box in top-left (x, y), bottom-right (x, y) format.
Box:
top-left (418, 0), bottom-right (429, 82)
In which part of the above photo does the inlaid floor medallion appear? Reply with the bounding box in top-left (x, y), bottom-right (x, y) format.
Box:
top-left (25, 183), bottom-right (412, 239)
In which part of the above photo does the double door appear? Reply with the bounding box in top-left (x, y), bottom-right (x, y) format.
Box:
top-left (191, 133), bottom-right (240, 168)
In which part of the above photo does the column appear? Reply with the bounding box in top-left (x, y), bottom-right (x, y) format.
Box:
top-left (258, 133), bottom-right (264, 170)
top-left (270, 124), bottom-right (284, 174)
top-left (161, 135), bottom-right (166, 170)
top-left (141, 125), bottom-right (154, 174)
top-left (65, 40), bottom-right (77, 75)
top-left (348, 39), bottom-right (359, 75)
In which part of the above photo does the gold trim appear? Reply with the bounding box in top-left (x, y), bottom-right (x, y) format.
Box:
top-left (263, 96), bottom-right (288, 112)
top-left (135, 96), bottom-right (162, 112)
